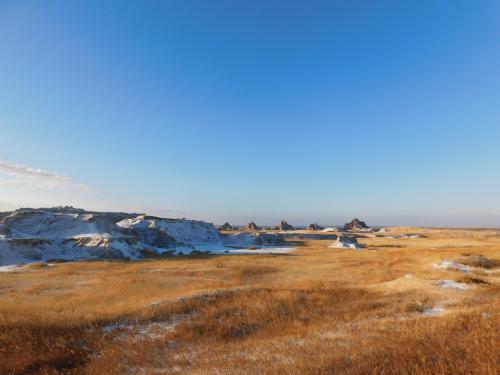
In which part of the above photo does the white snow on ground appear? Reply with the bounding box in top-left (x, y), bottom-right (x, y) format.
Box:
top-left (222, 233), bottom-right (285, 247)
top-left (399, 234), bottom-right (420, 239)
top-left (422, 306), bottom-right (445, 316)
top-left (0, 263), bottom-right (56, 272)
top-left (0, 264), bottom-right (25, 272)
top-left (103, 314), bottom-right (190, 341)
top-left (222, 247), bottom-right (295, 254)
top-left (434, 260), bottom-right (473, 273)
top-left (329, 237), bottom-right (364, 249)
top-left (321, 227), bottom-right (338, 232)
top-left (103, 321), bottom-right (177, 339)
top-left (330, 242), bottom-right (363, 249)
top-left (117, 215), bottom-right (220, 245)
top-left (438, 280), bottom-right (468, 290)
top-left (2, 211), bottom-right (116, 240)
top-left (385, 234), bottom-right (420, 239)
top-left (174, 243), bottom-right (296, 255)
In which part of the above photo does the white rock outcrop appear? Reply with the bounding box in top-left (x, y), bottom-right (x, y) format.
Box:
top-left (0, 208), bottom-right (295, 265)
top-left (329, 235), bottom-right (364, 249)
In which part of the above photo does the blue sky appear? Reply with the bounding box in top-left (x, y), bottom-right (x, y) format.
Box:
top-left (1, 1), bottom-right (500, 226)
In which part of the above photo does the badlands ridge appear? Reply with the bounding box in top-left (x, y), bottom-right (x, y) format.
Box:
top-left (0, 207), bottom-right (367, 266)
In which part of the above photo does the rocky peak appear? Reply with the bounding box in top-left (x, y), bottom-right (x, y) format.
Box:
top-left (247, 221), bottom-right (260, 231)
top-left (343, 218), bottom-right (369, 231)
top-left (308, 222), bottom-right (323, 231)
top-left (220, 222), bottom-right (234, 230)
top-left (279, 220), bottom-right (294, 231)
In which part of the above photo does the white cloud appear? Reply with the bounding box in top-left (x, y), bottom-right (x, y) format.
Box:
top-left (0, 160), bottom-right (94, 192)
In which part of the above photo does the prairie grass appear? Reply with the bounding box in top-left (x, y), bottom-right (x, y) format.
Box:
top-left (457, 275), bottom-right (490, 284)
top-left (0, 227), bottom-right (499, 374)
top-left (458, 254), bottom-right (500, 269)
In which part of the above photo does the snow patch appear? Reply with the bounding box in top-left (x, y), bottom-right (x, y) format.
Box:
top-left (321, 227), bottom-right (338, 232)
top-left (222, 232), bottom-right (286, 247)
top-left (0, 264), bottom-right (25, 272)
top-left (434, 261), bottom-right (473, 273)
top-left (399, 234), bottom-right (421, 239)
top-left (222, 247), bottom-right (294, 254)
top-left (438, 280), bottom-right (468, 290)
top-left (385, 234), bottom-right (421, 239)
top-left (422, 306), bottom-right (445, 316)
top-left (103, 314), bottom-right (190, 340)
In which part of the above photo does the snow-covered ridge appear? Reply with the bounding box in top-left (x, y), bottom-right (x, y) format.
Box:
top-left (117, 215), bottom-right (220, 245)
top-left (0, 208), bottom-right (293, 265)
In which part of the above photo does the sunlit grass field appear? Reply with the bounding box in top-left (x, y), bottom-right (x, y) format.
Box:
top-left (1, 227), bottom-right (499, 374)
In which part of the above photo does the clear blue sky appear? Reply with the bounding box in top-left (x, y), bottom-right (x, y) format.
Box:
top-left (1, 1), bottom-right (500, 226)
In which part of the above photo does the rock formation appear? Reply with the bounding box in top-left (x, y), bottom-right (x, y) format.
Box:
top-left (0, 208), bottom-right (297, 265)
top-left (117, 215), bottom-right (221, 245)
top-left (279, 220), bottom-right (294, 231)
top-left (247, 221), bottom-right (260, 231)
top-left (0, 208), bottom-right (220, 265)
top-left (329, 235), bottom-right (364, 249)
top-left (220, 222), bottom-right (235, 230)
top-left (308, 222), bottom-right (323, 231)
top-left (343, 218), bottom-right (369, 231)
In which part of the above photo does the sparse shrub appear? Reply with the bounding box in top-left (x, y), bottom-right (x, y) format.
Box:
top-left (233, 265), bottom-right (278, 282)
top-left (457, 275), bottom-right (489, 284)
top-left (405, 297), bottom-right (433, 313)
top-left (27, 262), bottom-right (49, 269)
top-left (0, 322), bottom-right (105, 375)
top-left (459, 254), bottom-right (499, 269)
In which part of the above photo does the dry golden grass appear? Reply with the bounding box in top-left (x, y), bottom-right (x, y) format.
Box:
top-left (1, 227), bottom-right (499, 374)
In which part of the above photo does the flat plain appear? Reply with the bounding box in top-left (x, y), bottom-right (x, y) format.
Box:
top-left (1, 227), bottom-right (499, 374)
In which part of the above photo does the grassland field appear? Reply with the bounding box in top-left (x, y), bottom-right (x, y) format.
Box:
top-left (1, 227), bottom-right (499, 374)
